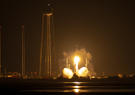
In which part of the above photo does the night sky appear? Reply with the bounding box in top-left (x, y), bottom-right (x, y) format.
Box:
top-left (1, 0), bottom-right (135, 75)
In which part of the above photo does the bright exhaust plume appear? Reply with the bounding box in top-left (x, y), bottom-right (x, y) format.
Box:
top-left (74, 56), bottom-right (80, 73)
top-left (63, 68), bottom-right (73, 79)
top-left (77, 67), bottom-right (88, 77)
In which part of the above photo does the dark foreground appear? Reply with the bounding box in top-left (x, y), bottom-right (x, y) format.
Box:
top-left (0, 78), bottom-right (135, 95)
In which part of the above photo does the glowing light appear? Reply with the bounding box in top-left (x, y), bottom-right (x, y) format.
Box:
top-left (73, 89), bottom-right (80, 93)
top-left (73, 82), bottom-right (80, 85)
top-left (74, 56), bottom-right (80, 73)
top-left (46, 13), bottom-right (53, 16)
top-left (77, 67), bottom-right (88, 77)
top-left (63, 68), bottom-right (73, 79)
top-left (74, 56), bottom-right (80, 64)
top-left (73, 86), bottom-right (80, 89)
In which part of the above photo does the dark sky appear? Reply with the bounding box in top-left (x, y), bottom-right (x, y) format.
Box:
top-left (1, 0), bottom-right (135, 75)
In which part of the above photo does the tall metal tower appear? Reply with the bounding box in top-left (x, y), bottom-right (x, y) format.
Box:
top-left (21, 25), bottom-right (25, 77)
top-left (0, 25), bottom-right (2, 76)
top-left (39, 4), bottom-right (53, 78)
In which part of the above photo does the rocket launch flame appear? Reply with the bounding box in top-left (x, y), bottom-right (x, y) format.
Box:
top-left (74, 56), bottom-right (80, 73)
top-left (63, 55), bottom-right (89, 79)
top-left (61, 48), bottom-right (96, 79)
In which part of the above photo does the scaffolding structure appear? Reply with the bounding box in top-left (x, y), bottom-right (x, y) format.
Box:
top-left (39, 5), bottom-right (53, 78)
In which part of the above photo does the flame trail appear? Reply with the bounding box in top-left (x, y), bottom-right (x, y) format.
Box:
top-left (63, 48), bottom-right (96, 76)
top-left (74, 56), bottom-right (80, 73)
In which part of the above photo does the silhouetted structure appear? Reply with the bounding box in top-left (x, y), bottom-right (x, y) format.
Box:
top-left (40, 4), bottom-right (54, 78)
top-left (21, 25), bottom-right (25, 77)
top-left (0, 25), bottom-right (2, 76)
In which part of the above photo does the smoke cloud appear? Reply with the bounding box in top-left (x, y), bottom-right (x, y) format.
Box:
top-left (61, 48), bottom-right (96, 77)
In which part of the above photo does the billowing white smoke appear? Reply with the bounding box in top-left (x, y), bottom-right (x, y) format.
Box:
top-left (63, 68), bottom-right (73, 79)
top-left (58, 48), bottom-right (96, 79)
top-left (77, 67), bottom-right (89, 77)
top-left (63, 48), bottom-right (96, 76)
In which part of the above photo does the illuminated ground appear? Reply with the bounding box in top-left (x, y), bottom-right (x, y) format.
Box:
top-left (0, 78), bottom-right (135, 95)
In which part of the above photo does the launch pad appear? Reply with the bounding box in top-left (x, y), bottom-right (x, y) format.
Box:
top-left (39, 5), bottom-right (95, 79)
top-left (63, 55), bottom-right (89, 79)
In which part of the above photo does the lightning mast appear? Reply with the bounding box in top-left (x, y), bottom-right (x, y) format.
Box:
top-left (0, 25), bottom-right (2, 77)
top-left (21, 25), bottom-right (25, 78)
